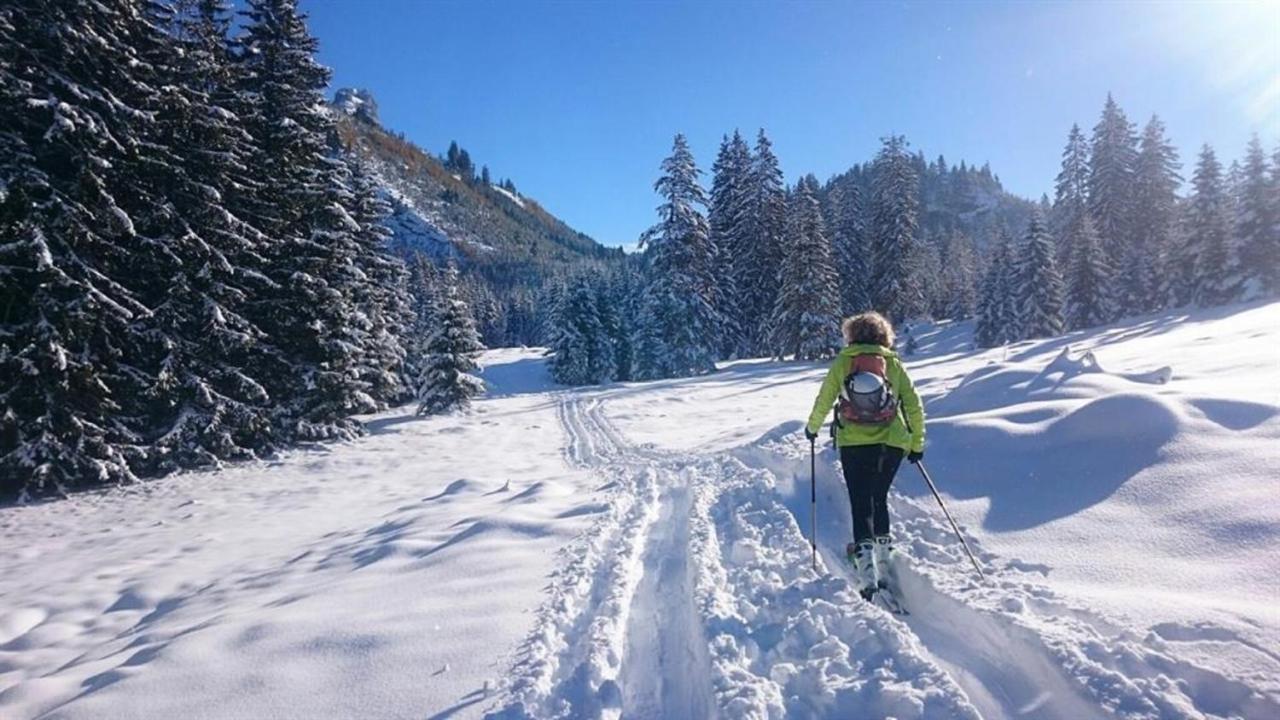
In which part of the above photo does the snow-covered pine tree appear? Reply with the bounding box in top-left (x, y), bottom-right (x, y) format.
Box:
top-left (404, 252), bottom-right (440, 383)
top-left (868, 135), bottom-right (921, 322)
top-left (604, 267), bottom-right (640, 381)
top-left (1087, 94), bottom-right (1139, 266)
top-left (708, 130), bottom-right (752, 358)
top-left (992, 231), bottom-right (1021, 344)
top-left (829, 178), bottom-right (872, 316)
top-left (1065, 213), bottom-right (1114, 330)
top-left (630, 291), bottom-right (667, 381)
top-left (939, 231), bottom-right (979, 320)
top-left (0, 0), bottom-right (172, 497)
top-left (1185, 145), bottom-right (1237, 308)
top-left (460, 277), bottom-right (505, 348)
top-left (1014, 211), bottom-right (1065, 339)
top-left (1236, 135), bottom-right (1278, 296)
top-left (592, 278), bottom-right (622, 383)
top-left (1051, 124), bottom-right (1090, 259)
top-left (974, 232), bottom-right (1015, 348)
top-left (416, 264), bottom-right (485, 414)
top-left (235, 0), bottom-right (380, 441)
top-left (289, 158), bottom-right (382, 440)
top-left (548, 275), bottom-right (598, 385)
top-left (634, 134), bottom-right (719, 379)
top-left (910, 234), bottom-right (944, 320)
top-left (548, 273), bottom-right (615, 386)
top-left (734, 130), bottom-right (787, 357)
top-left (768, 176), bottom-right (840, 360)
top-left (346, 158), bottom-right (413, 407)
top-left (1127, 116), bottom-right (1181, 313)
top-left (130, 0), bottom-right (285, 474)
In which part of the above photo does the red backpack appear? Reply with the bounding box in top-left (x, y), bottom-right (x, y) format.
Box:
top-left (836, 353), bottom-right (900, 425)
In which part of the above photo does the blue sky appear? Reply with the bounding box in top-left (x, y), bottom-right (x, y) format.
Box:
top-left (304, 0), bottom-right (1279, 249)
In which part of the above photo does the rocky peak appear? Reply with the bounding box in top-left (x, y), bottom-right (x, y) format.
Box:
top-left (333, 87), bottom-right (379, 125)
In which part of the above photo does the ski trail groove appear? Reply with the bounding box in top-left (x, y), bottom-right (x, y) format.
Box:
top-left (617, 473), bottom-right (713, 720)
top-left (489, 395), bottom-right (710, 719)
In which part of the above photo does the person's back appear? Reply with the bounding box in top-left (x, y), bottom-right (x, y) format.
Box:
top-left (804, 312), bottom-right (925, 600)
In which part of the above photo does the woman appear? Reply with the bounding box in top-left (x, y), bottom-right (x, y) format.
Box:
top-left (803, 312), bottom-right (925, 597)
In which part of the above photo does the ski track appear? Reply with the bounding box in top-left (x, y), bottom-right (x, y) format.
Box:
top-left (489, 391), bottom-right (1278, 719)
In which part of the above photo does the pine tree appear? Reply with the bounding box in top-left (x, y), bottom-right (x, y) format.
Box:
top-left (605, 267), bottom-right (640, 381)
top-left (346, 159), bottom-right (413, 406)
top-left (630, 292), bottom-right (667, 381)
top-left (734, 130), bottom-right (787, 356)
top-left (939, 231), bottom-right (978, 320)
top-left (1237, 135), bottom-right (1278, 295)
top-left (0, 0), bottom-right (171, 497)
top-left (1127, 116), bottom-right (1181, 312)
top-left (1185, 145), bottom-right (1237, 307)
top-left (592, 279), bottom-right (622, 383)
top-left (974, 232), bottom-right (1015, 348)
top-left (236, 0), bottom-right (381, 441)
top-left (417, 264), bottom-right (484, 414)
top-left (634, 134), bottom-right (719, 379)
top-left (548, 273), bottom-right (618, 386)
top-left (1014, 211), bottom-right (1065, 339)
top-left (404, 252), bottom-right (440, 383)
top-left (1065, 214), bottom-right (1114, 330)
top-left (708, 130), bottom-right (752, 358)
top-left (290, 159), bottom-right (383, 439)
top-left (549, 274), bottom-right (604, 385)
top-left (830, 179), bottom-right (872, 316)
top-left (868, 135), bottom-right (921, 321)
top-left (909, 234), bottom-right (944, 320)
top-left (1087, 94), bottom-right (1138, 265)
top-left (132, 0), bottom-right (283, 473)
top-left (768, 176), bottom-right (840, 360)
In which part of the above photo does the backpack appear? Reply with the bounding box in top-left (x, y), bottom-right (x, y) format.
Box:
top-left (836, 353), bottom-right (900, 425)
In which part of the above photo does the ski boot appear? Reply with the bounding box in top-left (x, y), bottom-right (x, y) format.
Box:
top-left (874, 536), bottom-right (899, 587)
top-left (873, 535), bottom-right (909, 614)
top-left (847, 540), bottom-right (877, 601)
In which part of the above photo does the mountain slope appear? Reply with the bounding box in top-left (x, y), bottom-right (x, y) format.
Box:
top-left (330, 88), bottom-right (623, 344)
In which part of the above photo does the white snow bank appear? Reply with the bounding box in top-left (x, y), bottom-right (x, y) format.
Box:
top-left (0, 349), bottom-right (599, 720)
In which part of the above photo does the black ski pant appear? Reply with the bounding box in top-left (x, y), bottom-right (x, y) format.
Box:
top-left (840, 444), bottom-right (904, 545)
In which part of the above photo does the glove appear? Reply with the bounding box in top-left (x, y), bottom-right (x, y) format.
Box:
top-left (907, 450), bottom-right (924, 465)
top-left (804, 427), bottom-right (818, 442)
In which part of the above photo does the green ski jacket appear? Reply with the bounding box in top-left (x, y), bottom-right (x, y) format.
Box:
top-left (805, 344), bottom-right (925, 452)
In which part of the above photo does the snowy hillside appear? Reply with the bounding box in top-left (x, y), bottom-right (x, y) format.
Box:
top-left (3, 303), bottom-right (1278, 719)
top-left (331, 90), bottom-right (616, 272)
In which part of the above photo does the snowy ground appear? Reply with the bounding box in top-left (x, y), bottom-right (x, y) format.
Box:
top-left (3, 304), bottom-right (1279, 719)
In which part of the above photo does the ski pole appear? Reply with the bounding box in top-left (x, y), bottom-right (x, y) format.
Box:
top-left (809, 436), bottom-right (817, 572)
top-left (915, 460), bottom-right (985, 580)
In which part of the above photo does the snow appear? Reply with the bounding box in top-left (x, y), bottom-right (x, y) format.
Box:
top-left (491, 185), bottom-right (526, 208)
top-left (0, 361), bottom-right (595, 719)
top-left (4, 301), bottom-right (1280, 718)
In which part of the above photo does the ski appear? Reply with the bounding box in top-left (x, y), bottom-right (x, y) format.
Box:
top-left (873, 584), bottom-right (909, 616)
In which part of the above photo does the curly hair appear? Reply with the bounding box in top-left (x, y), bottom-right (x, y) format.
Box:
top-left (841, 311), bottom-right (896, 348)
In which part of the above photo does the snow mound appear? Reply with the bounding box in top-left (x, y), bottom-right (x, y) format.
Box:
top-left (932, 346), bottom-right (1172, 418)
